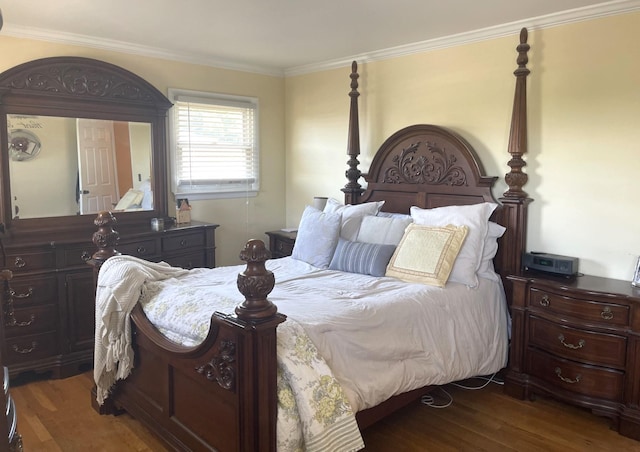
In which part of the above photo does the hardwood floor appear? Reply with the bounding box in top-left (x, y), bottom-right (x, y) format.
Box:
top-left (10, 372), bottom-right (640, 451)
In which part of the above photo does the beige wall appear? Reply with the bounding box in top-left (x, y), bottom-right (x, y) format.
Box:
top-left (0, 36), bottom-right (286, 266)
top-left (285, 12), bottom-right (640, 281)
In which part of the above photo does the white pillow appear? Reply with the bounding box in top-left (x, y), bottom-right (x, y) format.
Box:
top-left (478, 221), bottom-right (506, 281)
top-left (386, 223), bottom-right (468, 287)
top-left (410, 202), bottom-right (498, 288)
top-left (291, 206), bottom-right (341, 268)
top-left (356, 215), bottom-right (413, 246)
top-left (323, 198), bottom-right (385, 241)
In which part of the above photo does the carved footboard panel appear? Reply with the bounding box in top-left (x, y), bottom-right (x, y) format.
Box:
top-left (90, 234), bottom-right (285, 452)
top-left (106, 307), bottom-right (284, 451)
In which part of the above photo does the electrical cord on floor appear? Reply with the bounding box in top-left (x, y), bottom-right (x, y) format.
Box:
top-left (421, 373), bottom-right (502, 409)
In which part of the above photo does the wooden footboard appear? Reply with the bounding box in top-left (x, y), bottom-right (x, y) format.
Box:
top-left (89, 216), bottom-right (285, 451)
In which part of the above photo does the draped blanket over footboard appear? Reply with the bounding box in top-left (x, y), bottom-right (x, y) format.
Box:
top-left (95, 254), bottom-right (509, 451)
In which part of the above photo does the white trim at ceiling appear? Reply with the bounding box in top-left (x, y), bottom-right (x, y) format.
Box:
top-left (285, 0), bottom-right (640, 76)
top-left (2, 0), bottom-right (639, 78)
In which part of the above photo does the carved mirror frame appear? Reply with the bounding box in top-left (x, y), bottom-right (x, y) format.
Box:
top-left (0, 56), bottom-right (172, 235)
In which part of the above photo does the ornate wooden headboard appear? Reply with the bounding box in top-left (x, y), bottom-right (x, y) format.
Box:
top-left (342, 28), bottom-right (533, 282)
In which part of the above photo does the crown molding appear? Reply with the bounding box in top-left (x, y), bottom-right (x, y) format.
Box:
top-left (284, 0), bottom-right (640, 76)
top-left (0, 24), bottom-right (286, 77)
top-left (2, 0), bottom-right (639, 78)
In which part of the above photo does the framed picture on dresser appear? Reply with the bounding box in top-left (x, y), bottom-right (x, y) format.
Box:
top-left (632, 256), bottom-right (640, 287)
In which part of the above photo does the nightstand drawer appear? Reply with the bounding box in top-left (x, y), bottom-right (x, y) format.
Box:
top-left (265, 230), bottom-right (297, 258)
top-left (526, 349), bottom-right (624, 402)
top-left (529, 288), bottom-right (629, 326)
top-left (529, 316), bottom-right (626, 369)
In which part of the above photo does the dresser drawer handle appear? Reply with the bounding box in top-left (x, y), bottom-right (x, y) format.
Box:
top-left (9, 287), bottom-right (33, 299)
top-left (81, 250), bottom-right (92, 262)
top-left (12, 341), bottom-right (37, 354)
top-left (13, 257), bottom-right (26, 268)
top-left (601, 307), bottom-right (614, 320)
top-left (6, 313), bottom-right (35, 328)
top-left (558, 334), bottom-right (585, 350)
top-left (555, 367), bottom-right (581, 384)
top-left (180, 239), bottom-right (188, 247)
top-left (539, 295), bottom-right (550, 307)
top-left (137, 246), bottom-right (147, 254)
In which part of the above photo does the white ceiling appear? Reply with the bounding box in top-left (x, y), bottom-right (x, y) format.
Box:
top-left (1, 1), bottom-right (638, 75)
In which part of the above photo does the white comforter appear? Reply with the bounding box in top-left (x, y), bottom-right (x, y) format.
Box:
top-left (140, 257), bottom-right (509, 412)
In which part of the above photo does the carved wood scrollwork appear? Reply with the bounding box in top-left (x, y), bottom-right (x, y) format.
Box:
top-left (383, 141), bottom-right (468, 186)
top-left (195, 340), bottom-right (236, 391)
top-left (3, 62), bottom-right (155, 103)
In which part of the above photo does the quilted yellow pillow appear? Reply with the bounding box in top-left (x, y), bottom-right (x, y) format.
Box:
top-left (386, 223), bottom-right (468, 287)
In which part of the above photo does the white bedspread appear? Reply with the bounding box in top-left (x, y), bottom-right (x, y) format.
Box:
top-left (141, 257), bottom-right (509, 412)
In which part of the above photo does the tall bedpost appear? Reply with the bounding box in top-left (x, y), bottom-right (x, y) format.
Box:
top-left (498, 28), bottom-right (533, 279)
top-left (342, 61), bottom-right (365, 204)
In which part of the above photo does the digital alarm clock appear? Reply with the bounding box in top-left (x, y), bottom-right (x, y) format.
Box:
top-left (523, 252), bottom-right (579, 276)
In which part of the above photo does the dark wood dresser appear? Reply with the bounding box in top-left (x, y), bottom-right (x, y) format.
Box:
top-left (505, 271), bottom-right (640, 440)
top-left (1, 221), bottom-right (218, 380)
top-left (265, 230), bottom-right (297, 258)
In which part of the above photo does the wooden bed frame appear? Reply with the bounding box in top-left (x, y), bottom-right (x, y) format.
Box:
top-left (89, 29), bottom-right (533, 451)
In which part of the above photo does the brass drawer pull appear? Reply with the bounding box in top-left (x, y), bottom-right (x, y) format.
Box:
top-left (81, 250), bottom-right (91, 262)
top-left (555, 367), bottom-right (581, 384)
top-left (180, 239), bottom-right (188, 247)
top-left (12, 341), bottom-right (37, 354)
top-left (137, 246), bottom-right (147, 254)
top-left (6, 313), bottom-right (35, 328)
top-left (601, 307), bottom-right (614, 320)
top-left (14, 257), bottom-right (26, 268)
top-left (558, 334), bottom-right (585, 350)
top-left (539, 295), bottom-right (550, 307)
top-left (10, 287), bottom-right (33, 299)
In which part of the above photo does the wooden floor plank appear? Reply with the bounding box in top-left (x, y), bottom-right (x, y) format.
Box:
top-left (9, 372), bottom-right (640, 451)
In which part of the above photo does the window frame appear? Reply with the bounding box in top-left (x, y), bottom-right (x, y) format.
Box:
top-left (168, 88), bottom-right (260, 200)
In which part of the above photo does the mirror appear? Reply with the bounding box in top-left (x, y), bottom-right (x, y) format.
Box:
top-left (0, 56), bottom-right (173, 233)
top-left (8, 114), bottom-right (153, 219)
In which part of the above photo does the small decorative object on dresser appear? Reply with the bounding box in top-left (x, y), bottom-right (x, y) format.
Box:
top-left (505, 271), bottom-right (640, 441)
top-left (176, 198), bottom-right (192, 224)
top-left (632, 256), bottom-right (640, 287)
top-left (265, 230), bottom-right (297, 258)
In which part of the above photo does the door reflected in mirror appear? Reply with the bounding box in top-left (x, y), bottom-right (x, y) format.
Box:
top-left (8, 114), bottom-right (153, 219)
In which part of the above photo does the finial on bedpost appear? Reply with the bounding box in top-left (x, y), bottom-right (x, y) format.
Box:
top-left (235, 239), bottom-right (277, 321)
top-left (342, 61), bottom-right (364, 204)
top-left (503, 27), bottom-right (530, 199)
top-left (87, 211), bottom-right (121, 271)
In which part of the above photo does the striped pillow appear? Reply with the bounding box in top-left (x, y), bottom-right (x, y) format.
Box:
top-left (329, 238), bottom-right (396, 277)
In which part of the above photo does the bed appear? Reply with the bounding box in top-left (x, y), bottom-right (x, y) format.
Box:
top-left (89, 28), bottom-right (533, 452)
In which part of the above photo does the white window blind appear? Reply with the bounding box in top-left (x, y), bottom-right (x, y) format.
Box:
top-left (170, 90), bottom-right (259, 198)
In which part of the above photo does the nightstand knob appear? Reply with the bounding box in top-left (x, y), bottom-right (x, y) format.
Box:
top-left (558, 334), bottom-right (585, 350)
top-left (539, 295), bottom-right (550, 307)
top-left (601, 307), bottom-right (614, 320)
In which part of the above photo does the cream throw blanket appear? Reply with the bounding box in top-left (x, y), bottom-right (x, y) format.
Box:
top-left (94, 255), bottom-right (188, 405)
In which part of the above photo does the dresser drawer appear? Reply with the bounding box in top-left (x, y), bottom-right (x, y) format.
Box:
top-left (4, 332), bottom-right (59, 365)
top-left (529, 316), bottom-right (626, 369)
top-left (162, 232), bottom-right (205, 253)
top-left (6, 275), bottom-right (57, 308)
top-left (526, 349), bottom-right (624, 402)
top-left (529, 288), bottom-right (629, 327)
top-left (162, 252), bottom-right (206, 270)
top-left (118, 239), bottom-right (160, 259)
top-left (6, 249), bottom-right (55, 272)
top-left (4, 304), bottom-right (58, 338)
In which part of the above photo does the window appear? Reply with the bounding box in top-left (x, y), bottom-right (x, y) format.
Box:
top-left (169, 89), bottom-right (259, 199)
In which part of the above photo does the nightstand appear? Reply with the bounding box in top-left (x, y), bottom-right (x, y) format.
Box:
top-left (505, 271), bottom-right (640, 440)
top-left (265, 230), bottom-right (297, 258)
